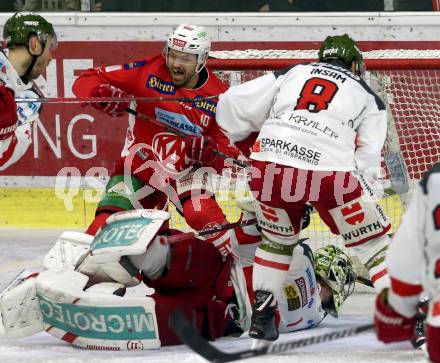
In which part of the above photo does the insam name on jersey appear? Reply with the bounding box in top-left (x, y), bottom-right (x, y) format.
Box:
top-left (310, 68), bottom-right (347, 83)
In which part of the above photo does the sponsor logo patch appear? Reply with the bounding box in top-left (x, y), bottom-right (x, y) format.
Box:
top-left (257, 204), bottom-right (294, 235)
top-left (38, 295), bottom-right (158, 340)
top-left (295, 277), bottom-right (308, 307)
top-left (151, 132), bottom-right (191, 172)
top-left (192, 96), bottom-right (217, 116)
top-left (127, 340), bottom-right (144, 350)
top-left (124, 60), bottom-right (147, 70)
top-left (341, 221), bottom-right (383, 242)
top-left (259, 137), bottom-right (321, 166)
top-left (154, 108), bottom-right (202, 136)
top-left (252, 140), bottom-right (261, 152)
top-left (284, 284), bottom-right (301, 311)
top-left (305, 267), bottom-right (315, 293)
top-left (341, 201), bottom-right (365, 225)
top-left (172, 38), bottom-right (187, 48)
top-left (147, 75), bottom-right (176, 95)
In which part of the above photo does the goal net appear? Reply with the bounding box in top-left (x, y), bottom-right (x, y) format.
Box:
top-left (170, 49), bottom-right (440, 290)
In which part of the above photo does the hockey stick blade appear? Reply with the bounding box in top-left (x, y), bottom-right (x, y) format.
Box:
top-left (384, 152), bottom-right (409, 194)
top-left (171, 310), bottom-right (374, 363)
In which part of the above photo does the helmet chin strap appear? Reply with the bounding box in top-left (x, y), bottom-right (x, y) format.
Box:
top-left (24, 40), bottom-right (45, 80)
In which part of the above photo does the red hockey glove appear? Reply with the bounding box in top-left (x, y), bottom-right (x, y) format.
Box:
top-left (0, 84), bottom-right (18, 140)
top-left (89, 84), bottom-right (130, 117)
top-left (375, 289), bottom-right (417, 343)
top-left (186, 135), bottom-right (218, 166)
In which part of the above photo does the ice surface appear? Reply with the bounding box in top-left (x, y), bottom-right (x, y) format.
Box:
top-left (0, 229), bottom-right (427, 363)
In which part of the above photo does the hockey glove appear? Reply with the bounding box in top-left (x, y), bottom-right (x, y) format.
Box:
top-left (375, 288), bottom-right (417, 343)
top-left (89, 83), bottom-right (130, 117)
top-left (186, 135), bottom-right (218, 166)
top-left (0, 84), bottom-right (18, 140)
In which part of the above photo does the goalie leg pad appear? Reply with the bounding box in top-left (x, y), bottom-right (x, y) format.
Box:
top-left (0, 273), bottom-right (43, 338)
top-left (36, 269), bottom-right (160, 350)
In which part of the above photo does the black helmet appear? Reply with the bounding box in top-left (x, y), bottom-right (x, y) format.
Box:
top-left (318, 34), bottom-right (365, 76)
top-left (3, 12), bottom-right (56, 49)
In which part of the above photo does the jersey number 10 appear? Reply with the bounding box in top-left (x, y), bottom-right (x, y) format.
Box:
top-left (295, 77), bottom-right (339, 112)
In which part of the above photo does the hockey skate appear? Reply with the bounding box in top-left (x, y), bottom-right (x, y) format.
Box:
top-left (249, 290), bottom-right (279, 349)
top-left (411, 298), bottom-right (428, 349)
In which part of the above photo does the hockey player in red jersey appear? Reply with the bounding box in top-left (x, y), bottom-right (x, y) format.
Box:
top-left (0, 12), bottom-right (57, 170)
top-left (215, 34), bottom-right (392, 346)
top-left (375, 163), bottom-right (440, 362)
top-left (72, 24), bottom-right (250, 256)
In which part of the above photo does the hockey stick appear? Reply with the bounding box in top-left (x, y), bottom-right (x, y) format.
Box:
top-left (125, 108), bottom-right (249, 169)
top-left (170, 310), bottom-right (374, 363)
top-left (160, 218), bottom-right (258, 245)
top-left (15, 95), bottom-right (217, 104)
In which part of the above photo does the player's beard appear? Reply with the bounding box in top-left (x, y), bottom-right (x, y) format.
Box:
top-left (28, 57), bottom-right (49, 80)
top-left (170, 66), bottom-right (197, 87)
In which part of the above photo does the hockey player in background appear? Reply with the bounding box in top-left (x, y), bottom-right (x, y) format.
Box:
top-left (72, 24), bottom-right (251, 257)
top-left (0, 12), bottom-right (57, 170)
top-left (375, 162), bottom-right (440, 362)
top-left (0, 208), bottom-right (356, 349)
top-left (214, 34), bottom-right (392, 346)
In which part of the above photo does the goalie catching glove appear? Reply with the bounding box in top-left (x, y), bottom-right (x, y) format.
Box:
top-left (375, 288), bottom-right (417, 343)
top-left (89, 83), bottom-right (130, 117)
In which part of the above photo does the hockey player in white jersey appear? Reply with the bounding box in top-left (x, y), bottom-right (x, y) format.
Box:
top-left (215, 34), bottom-right (391, 345)
top-left (375, 163), bottom-right (440, 362)
top-left (0, 208), bottom-right (356, 350)
top-left (0, 12), bottom-right (56, 170)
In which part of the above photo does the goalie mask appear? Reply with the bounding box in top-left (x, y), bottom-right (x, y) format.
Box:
top-left (314, 245), bottom-right (356, 317)
top-left (318, 34), bottom-right (365, 76)
top-left (164, 24), bottom-right (211, 73)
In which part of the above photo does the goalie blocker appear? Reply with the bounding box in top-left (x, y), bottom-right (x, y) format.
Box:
top-left (0, 210), bottom-right (227, 350)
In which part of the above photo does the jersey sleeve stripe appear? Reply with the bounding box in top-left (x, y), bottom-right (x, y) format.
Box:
top-left (254, 256), bottom-right (290, 271)
top-left (370, 268), bottom-right (388, 285)
top-left (390, 276), bottom-right (423, 297)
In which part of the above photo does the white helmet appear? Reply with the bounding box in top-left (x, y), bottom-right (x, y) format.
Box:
top-left (165, 24), bottom-right (211, 73)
